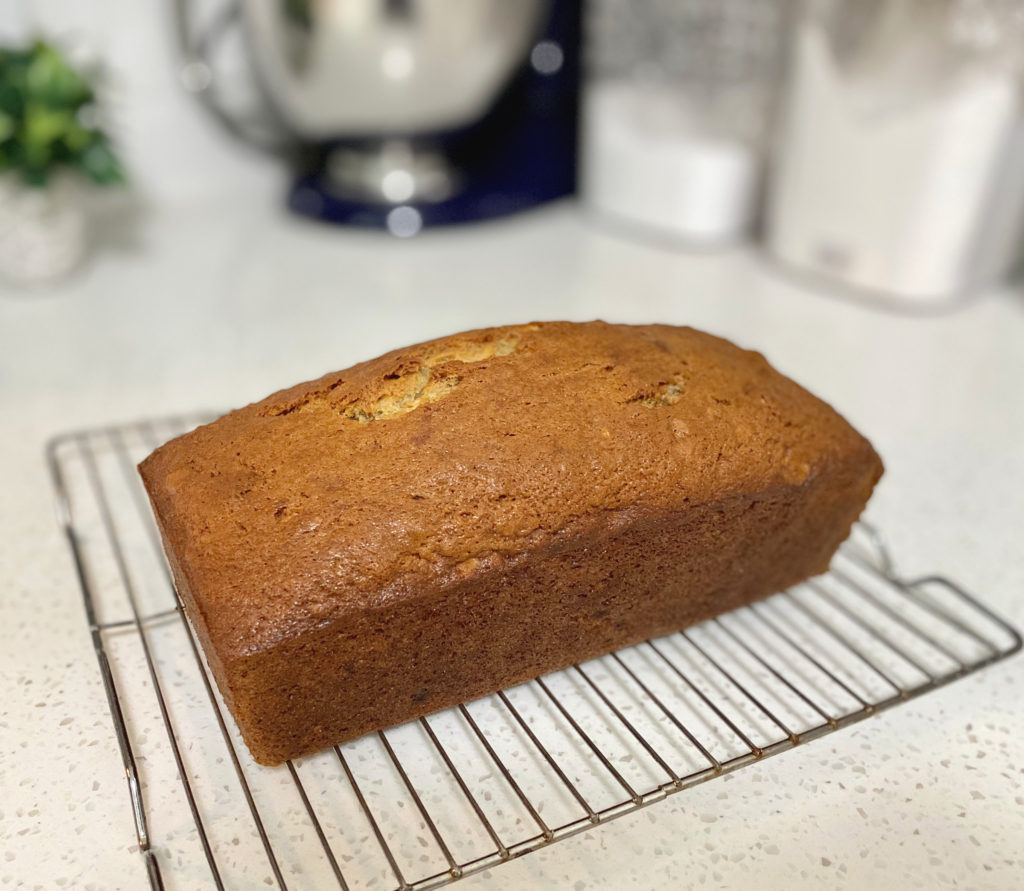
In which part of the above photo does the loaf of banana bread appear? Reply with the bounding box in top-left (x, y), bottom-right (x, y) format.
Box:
top-left (139, 321), bottom-right (882, 765)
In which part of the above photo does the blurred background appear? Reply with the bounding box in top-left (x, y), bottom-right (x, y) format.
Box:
top-left (5, 0), bottom-right (1024, 298)
top-left (3, 0), bottom-right (1023, 471)
top-left (2, 3), bottom-right (1024, 891)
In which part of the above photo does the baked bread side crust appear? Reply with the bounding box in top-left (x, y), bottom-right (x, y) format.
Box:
top-left (140, 321), bottom-right (882, 765)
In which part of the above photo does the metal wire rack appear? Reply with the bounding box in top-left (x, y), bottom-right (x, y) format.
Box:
top-left (49, 415), bottom-right (1021, 891)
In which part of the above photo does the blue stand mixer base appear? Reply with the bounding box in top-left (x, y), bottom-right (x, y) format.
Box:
top-left (285, 0), bottom-right (580, 232)
top-left (287, 165), bottom-right (573, 230)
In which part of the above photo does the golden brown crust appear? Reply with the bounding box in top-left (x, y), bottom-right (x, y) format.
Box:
top-left (139, 321), bottom-right (883, 765)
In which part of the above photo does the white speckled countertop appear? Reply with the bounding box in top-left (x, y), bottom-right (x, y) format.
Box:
top-left (1, 199), bottom-right (1022, 890)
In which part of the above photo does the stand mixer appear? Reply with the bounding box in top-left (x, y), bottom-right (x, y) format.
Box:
top-left (174, 0), bottom-right (579, 232)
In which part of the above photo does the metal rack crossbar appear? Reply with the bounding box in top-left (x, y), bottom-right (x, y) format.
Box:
top-left (48, 416), bottom-right (1021, 891)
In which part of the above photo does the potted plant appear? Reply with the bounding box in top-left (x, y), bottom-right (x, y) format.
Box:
top-left (0, 40), bottom-right (124, 286)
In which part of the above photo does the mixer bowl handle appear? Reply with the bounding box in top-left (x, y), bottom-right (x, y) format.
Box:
top-left (171, 0), bottom-right (292, 155)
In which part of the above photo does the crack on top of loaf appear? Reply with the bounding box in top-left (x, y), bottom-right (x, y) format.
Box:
top-left (628, 378), bottom-right (684, 408)
top-left (262, 329), bottom-right (531, 420)
top-left (342, 369), bottom-right (461, 422)
top-left (264, 377), bottom-right (346, 417)
top-left (343, 333), bottom-right (522, 423)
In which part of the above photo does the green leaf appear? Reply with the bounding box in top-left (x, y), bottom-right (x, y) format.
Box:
top-left (0, 109), bottom-right (14, 142)
top-left (63, 121), bottom-right (91, 152)
top-left (24, 104), bottom-right (74, 147)
top-left (22, 166), bottom-right (48, 187)
top-left (79, 138), bottom-right (124, 184)
top-left (0, 81), bottom-right (23, 117)
top-left (26, 42), bottom-right (90, 107)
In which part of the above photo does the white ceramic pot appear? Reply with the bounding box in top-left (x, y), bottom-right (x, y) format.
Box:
top-left (0, 173), bottom-right (87, 287)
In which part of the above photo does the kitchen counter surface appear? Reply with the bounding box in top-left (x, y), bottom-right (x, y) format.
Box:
top-left (1, 198), bottom-right (1022, 890)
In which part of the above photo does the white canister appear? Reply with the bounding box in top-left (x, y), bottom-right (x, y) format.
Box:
top-left (582, 83), bottom-right (761, 244)
top-left (765, 0), bottom-right (1024, 303)
top-left (580, 0), bottom-right (791, 245)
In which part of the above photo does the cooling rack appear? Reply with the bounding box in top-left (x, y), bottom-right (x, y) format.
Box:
top-left (48, 416), bottom-right (1021, 891)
